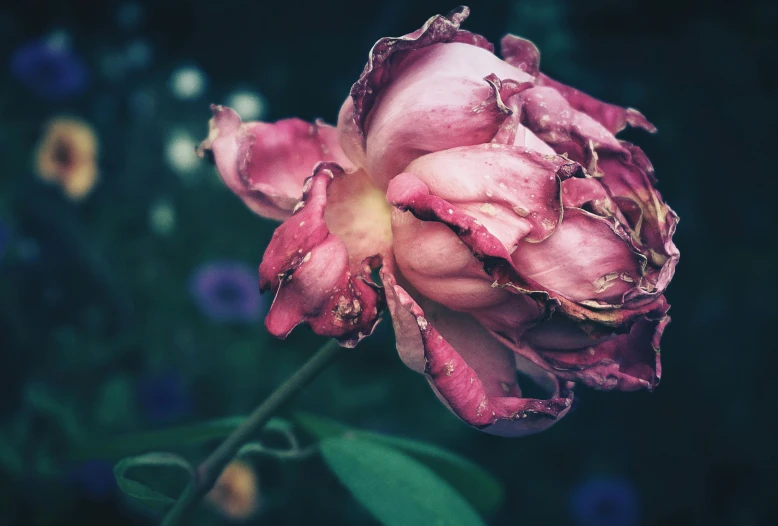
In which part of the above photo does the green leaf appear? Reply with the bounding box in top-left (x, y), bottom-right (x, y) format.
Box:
top-left (72, 416), bottom-right (292, 460)
top-left (320, 437), bottom-right (485, 526)
top-left (293, 413), bottom-right (503, 514)
top-left (113, 452), bottom-right (192, 512)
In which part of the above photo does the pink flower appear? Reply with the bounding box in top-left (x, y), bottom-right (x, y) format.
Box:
top-left (199, 7), bottom-right (679, 437)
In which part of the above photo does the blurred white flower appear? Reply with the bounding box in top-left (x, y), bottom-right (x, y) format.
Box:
top-left (165, 130), bottom-right (200, 175)
top-left (169, 66), bottom-right (206, 100)
top-left (226, 90), bottom-right (267, 121)
top-left (149, 199), bottom-right (176, 236)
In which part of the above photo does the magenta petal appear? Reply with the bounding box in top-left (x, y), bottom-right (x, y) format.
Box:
top-left (537, 74), bottom-right (656, 135)
top-left (499, 34), bottom-right (540, 77)
top-left (258, 163), bottom-right (383, 346)
top-left (512, 208), bottom-right (645, 303)
top-left (381, 266), bottom-right (573, 436)
top-left (198, 105), bottom-right (353, 221)
top-left (349, 6), bottom-right (494, 135)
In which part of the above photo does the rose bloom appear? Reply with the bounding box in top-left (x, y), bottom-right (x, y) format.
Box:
top-left (199, 7), bottom-right (679, 437)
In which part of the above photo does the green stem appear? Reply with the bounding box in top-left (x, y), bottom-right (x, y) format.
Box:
top-left (161, 339), bottom-right (345, 526)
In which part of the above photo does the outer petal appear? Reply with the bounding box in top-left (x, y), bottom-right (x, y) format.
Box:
top-left (515, 86), bottom-right (679, 304)
top-left (350, 6), bottom-right (494, 134)
top-left (499, 35), bottom-right (656, 135)
top-left (386, 159), bottom-right (671, 391)
top-left (258, 163), bottom-right (383, 346)
top-left (381, 266), bottom-right (573, 437)
top-left (522, 302), bottom-right (670, 391)
top-left (361, 44), bottom-right (533, 187)
top-left (387, 145), bottom-right (581, 337)
top-left (511, 208), bottom-right (645, 303)
top-left (389, 144), bottom-right (580, 248)
top-left (198, 105), bottom-right (354, 221)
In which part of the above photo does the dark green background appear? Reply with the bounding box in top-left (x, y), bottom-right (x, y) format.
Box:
top-left (1, 0), bottom-right (775, 524)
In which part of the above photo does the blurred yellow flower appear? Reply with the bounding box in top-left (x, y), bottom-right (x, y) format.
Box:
top-left (206, 461), bottom-right (260, 521)
top-left (35, 117), bottom-right (98, 200)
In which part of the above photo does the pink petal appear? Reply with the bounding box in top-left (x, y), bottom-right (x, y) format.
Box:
top-left (198, 105), bottom-right (353, 221)
top-left (515, 87), bottom-right (679, 305)
top-left (381, 266), bottom-right (573, 436)
top-left (336, 96), bottom-right (366, 169)
top-left (386, 162), bottom-right (665, 335)
top-left (596, 143), bottom-right (680, 301)
top-left (528, 302), bottom-right (670, 391)
top-left (537, 74), bottom-right (656, 135)
top-left (350, 6), bottom-right (494, 135)
top-left (362, 45), bottom-right (532, 186)
top-left (258, 163), bottom-right (383, 346)
top-left (387, 155), bottom-right (564, 339)
top-left (323, 169), bottom-right (393, 272)
top-left (511, 208), bottom-right (645, 303)
top-left (499, 35), bottom-right (540, 77)
top-left (390, 144), bottom-right (579, 247)
top-left (499, 35), bottom-right (655, 135)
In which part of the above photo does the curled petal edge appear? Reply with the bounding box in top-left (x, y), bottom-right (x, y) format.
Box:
top-left (381, 267), bottom-right (573, 436)
top-left (258, 162), bottom-right (384, 347)
top-left (350, 6), bottom-right (493, 134)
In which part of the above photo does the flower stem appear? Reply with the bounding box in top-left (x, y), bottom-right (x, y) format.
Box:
top-left (160, 338), bottom-right (345, 526)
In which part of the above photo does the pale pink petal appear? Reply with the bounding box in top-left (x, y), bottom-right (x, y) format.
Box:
top-left (198, 105), bottom-right (353, 221)
top-left (511, 208), bottom-right (644, 303)
top-left (390, 144), bottom-right (580, 248)
top-left (537, 74), bottom-right (656, 135)
top-left (363, 47), bottom-right (532, 186)
top-left (336, 97), bottom-right (366, 169)
top-left (381, 266), bottom-right (573, 437)
top-left (258, 163), bottom-right (383, 346)
top-left (350, 6), bottom-right (495, 135)
top-left (499, 34), bottom-right (655, 135)
top-left (514, 86), bottom-right (679, 305)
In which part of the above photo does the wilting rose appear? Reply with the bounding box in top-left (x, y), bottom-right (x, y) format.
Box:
top-left (199, 7), bottom-right (679, 437)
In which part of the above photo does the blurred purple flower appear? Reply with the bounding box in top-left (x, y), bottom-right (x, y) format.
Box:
top-left (66, 460), bottom-right (116, 500)
top-left (137, 371), bottom-right (192, 425)
top-left (10, 38), bottom-right (88, 99)
top-left (189, 260), bottom-right (263, 323)
top-left (570, 476), bottom-right (640, 526)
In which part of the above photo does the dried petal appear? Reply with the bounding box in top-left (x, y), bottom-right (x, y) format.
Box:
top-left (258, 163), bottom-right (383, 346)
top-left (382, 266), bottom-right (573, 436)
top-left (198, 105), bottom-right (353, 221)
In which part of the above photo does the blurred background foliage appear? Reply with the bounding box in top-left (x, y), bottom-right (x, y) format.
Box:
top-left (0, 0), bottom-right (776, 525)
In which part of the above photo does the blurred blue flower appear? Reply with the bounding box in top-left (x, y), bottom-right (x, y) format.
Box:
top-left (189, 260), bottom-right (263, 323)
top-left (10, 38), bottom-right (88, 100)
top-left (66, 460), bottom-right (116, 500)
top-left (137, 371), bottom-right (192, 425)
top-left (570, 476), bottom-right (640, 526)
